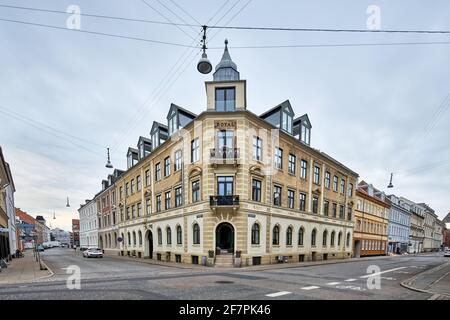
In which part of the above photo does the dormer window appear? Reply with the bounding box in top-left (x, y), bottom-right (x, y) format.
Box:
top-left (301, 123), bottom-right (311, 145)
top-left (215, 87), bottom-right (235, 111)
top-left (127, 149), bottom-right (138, 169)
top-left (152, 131), bottom-right (159, 149)
top-left (282, 110), bottom-right (293, 134)
top-left (168, 110), bottom-right (177, 135)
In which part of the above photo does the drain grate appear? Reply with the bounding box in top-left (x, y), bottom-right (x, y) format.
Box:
top-left (215, 280), bottom-right (234, 284)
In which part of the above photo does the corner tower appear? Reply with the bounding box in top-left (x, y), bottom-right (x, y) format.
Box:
top-left (205, 39), bottom-right (247, 111)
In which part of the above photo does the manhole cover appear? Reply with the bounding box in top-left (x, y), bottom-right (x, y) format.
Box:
top-left (215, 280), bottom-right (234, 284)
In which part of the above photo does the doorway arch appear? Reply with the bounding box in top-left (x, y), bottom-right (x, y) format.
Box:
top-left (215, 222), bottom-right (235, 254)
top-left (145, 230), bottom-right (153, 259)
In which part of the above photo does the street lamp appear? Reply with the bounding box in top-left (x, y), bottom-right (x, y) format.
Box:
top-left (387, 173), bottom-right (394, 188)
top-left (197, 26), bottom-right (212, 74)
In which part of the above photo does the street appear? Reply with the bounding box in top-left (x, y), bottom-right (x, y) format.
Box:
top-left (0, 248), bottom-right (448, 300)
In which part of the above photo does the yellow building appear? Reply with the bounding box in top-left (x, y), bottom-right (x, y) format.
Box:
top-left (96, 41), bottom-right (359, 266)
top-left (353, 181), bottom-right (390, 257)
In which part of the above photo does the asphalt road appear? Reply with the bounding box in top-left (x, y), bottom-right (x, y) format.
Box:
top-left (0, 248), bottom-right (448, 300)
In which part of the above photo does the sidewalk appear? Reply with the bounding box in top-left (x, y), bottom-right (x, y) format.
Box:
top-left (105, 251), bottom-right (421, 272)
top-left (0, 251), bottom-right (53, 285)
top-left (401, 260), bottom-right (450, 300)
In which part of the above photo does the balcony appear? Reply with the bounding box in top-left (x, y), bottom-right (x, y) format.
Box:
top-left (209, 147), bottom-right (240, 167)
top-left (210, 195), bottom-right (239, 212)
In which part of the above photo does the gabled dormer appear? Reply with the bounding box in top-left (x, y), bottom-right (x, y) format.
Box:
top-left (150, 121), bottom-right (168, 150)
top-left (167, 103), bottom-right (197, 136)
top-left (113, 169), bottom-right (125, 179)
top-left (101, 179), bottom-right (109, 190)
top-left (137, 136), bottom-right (152, 160)
top-left (127, 147), bottom-right (139, 169)
top-left (205, 40), bottom-right (246, 112)
top-left (260, 100), bottom-right (294, 134)
top-left (293, 114), bottom-right (312, 145)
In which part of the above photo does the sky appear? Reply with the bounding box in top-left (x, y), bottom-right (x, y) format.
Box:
top-left (0, 0), bottom-right (449, 231)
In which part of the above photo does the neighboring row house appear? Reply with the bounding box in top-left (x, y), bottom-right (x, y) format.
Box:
top-left (78, 198), bottom-right (99, 249)
top-left (386, 195), bottom-right (411, 254)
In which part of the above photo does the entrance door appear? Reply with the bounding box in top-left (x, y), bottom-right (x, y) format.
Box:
top-left (354, 240), bottom-right (361, 258)
top-left (148, 231), bottom-right (153, 259)
top-left (216, 223), bottom-right (234, 253)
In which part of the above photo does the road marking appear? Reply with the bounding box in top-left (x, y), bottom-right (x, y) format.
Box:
top-left (345, 279), bottom-right (357, 282)
top-left (266, 291), bottom-right (292, 297)
top-left (360, 267), bottom-right (407, 278)
top-left (301, 286), bottom-right (320, 290)
top-left (326, 282), bottom-right (341, 285)
top-left (336, 285), bottom-right (366, 292)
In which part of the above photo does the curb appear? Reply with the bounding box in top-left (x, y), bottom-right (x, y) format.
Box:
top-left (36, 259), bottom-right (54, 282)
top-left (400, 261), bottom-right (450, 299)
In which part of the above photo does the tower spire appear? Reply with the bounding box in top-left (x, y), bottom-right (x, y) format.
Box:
top-left (213, 39), bottom-right (240, 81)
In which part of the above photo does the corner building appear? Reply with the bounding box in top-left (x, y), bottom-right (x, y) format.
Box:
top-left (107, 41), bottom-right (359, 266)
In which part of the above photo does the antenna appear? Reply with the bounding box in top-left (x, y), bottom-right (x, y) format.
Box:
top-left (105, 147), bottom-right (113, 168)
top-left (66, 197), bottom-right (70, 207)
top-left (387, 173), bottom-right (394, 188)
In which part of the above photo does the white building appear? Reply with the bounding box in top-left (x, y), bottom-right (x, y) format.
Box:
top-left (4, 163), bottom-right (17, 254)
top-left (50, 228), bottom-right (70, 245)
top-left (78, 199), bottom-right (98, 249)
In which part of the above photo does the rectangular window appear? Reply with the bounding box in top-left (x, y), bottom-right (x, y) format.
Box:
top-left (299, 193), bottom-right (306, 211)
top-left (125, 183), bottom-right (129, 196)
top-left (136, 175), bottom-right (141, 191)
top-left (217, 130), bottom-right (234, 151)
top-left (192, 180), bottom-right (200, 203)
top-left (126, 207), bottom-right (130, 220)
top-left (332, 203), bottom-right (337, 217)
top-left (137, 203), bottom-right (142, 217)
top-left (175, 187), bottom-right (182, 207)
top-left (325, 171), bottom-right (330, 189)
top-left (165, 191), bottom-right (171, 210)
top-left (119, 186), bottom-right (123, 200)
top-left (253, 136), bottom-right (262, 161)
top-left (146, 198), bottom-right (151, 215)
top-left (340, 179), bottom-right (345, 194)
top-left (323, 200), bottom-right (329, 216)
top-left (300, 160), bottom-right (307, 179)
top-left (313, 165), bottom-right (320, 185)
top-left (252, 179), bottom-right (262, 202)
top-left (164, 157), bottom-right (170, 177)
top-left (274, 185), bottom-right (282, 206)
top-left (155, 163), bottom-right (161, 181)
top-left (131, 205), bottom-right (135, 218)
top-left (174, 150), bottom-right (182, 171)
top-left (215, 87), bottom-right (235, 111)
top-left (145, 170), bottom-right (150, 186)
top-left (156, 195), bottom-right (161, 212)
top-left (191, 138), bottom-right (199, 163)
top-left (333, 176), bottom-right (338, 192)
top-left (348, 183), bottom-right (353, 197)
top-left (348, 207), bottom-right (352, 221)
top-left (217, 176), bottom-right (234, 196)
top-left (288, 154), bottom-right (296, 174)
top-left (274, 148), bottom-right (283, 170)
top-left (287, 190), bottom-right (295, 209)
top-left (312, 196), bottom-right (319, 214)
top-left (339, 205), bottom-right (345, 219)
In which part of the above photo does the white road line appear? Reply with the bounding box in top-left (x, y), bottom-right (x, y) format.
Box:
top-left (266, 291), bottom-right (292, 297)
top-left (345, 279), bottom-right (357, 282)
top-left (326, 282), bottom-right (341, 285)
top-left (301, 286), bottom-right (320, 290)
top-left (360, 266), bottom-right (407, 279)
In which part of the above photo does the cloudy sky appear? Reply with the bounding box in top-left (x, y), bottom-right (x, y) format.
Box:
top-left (0, 0), bottom-right (449, 231)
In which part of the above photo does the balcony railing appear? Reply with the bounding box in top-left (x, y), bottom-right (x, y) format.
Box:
top-left (210, 147), bottom-right (240, 160)
top-left (210, 195), bottom-right (239, 207)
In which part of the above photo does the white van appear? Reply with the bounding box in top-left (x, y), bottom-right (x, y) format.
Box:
top-left (444, 247), bottom-right (450, 257)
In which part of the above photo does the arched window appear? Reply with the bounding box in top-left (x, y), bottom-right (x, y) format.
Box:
top-left (167, 227), bottom-right (172, 245)
top-left (311, 229), bottom-right (317, 246)
top-left (193, 223), bottom-right (200, 244)
top-left (338, 231), bottom-right (342, 246)
top-left (138, 231), bottom-right (142, 246)
top-left (346, 232), bottom-right (351, 247)
top-left (177, 225), bottom-right (182, 244)
top-left (114, 232), bottom-right (117, 247)
top-left (121, 233), bottom-right (124, 246)
top-left (272, 225), bottom-right (280, 245)
top-left (133, 231), bottom-right (136, 246)
top-left (251, 223), bottom-right (260, 245)
top-left (298, 227), bottom-right (304, 246)
top-left (157, 228), bottom-right (162, 245)
top-left (322, 230), bottom-right (328, 247)
top-left (128, 232), bottom-right (131, 245)
top-left (330, 231), bottom-right (335, 246)
top-left (108, 234), bottom-right (112, 247)
top-left (286, 226), bottom-right (293, 246)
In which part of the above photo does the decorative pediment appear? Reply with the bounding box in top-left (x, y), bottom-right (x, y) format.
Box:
top-left (189, 166), bottom-right (202, 178)
top-left (249, 165), bottom-right (264, 177)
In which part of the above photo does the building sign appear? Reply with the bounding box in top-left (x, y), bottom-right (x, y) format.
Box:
top-left (214, 120), bottom-right (236, 130)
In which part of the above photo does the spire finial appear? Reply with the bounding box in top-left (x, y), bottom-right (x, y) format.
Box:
top-left (225, 39), bottom-right (228, 47)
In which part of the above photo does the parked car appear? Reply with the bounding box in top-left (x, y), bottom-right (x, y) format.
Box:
top-left (37, 245), bottom-right (45, 252)
top-left (83, 248), bottom-right (103, 258)
top-left (444, 247), bottom-right (450, 257)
